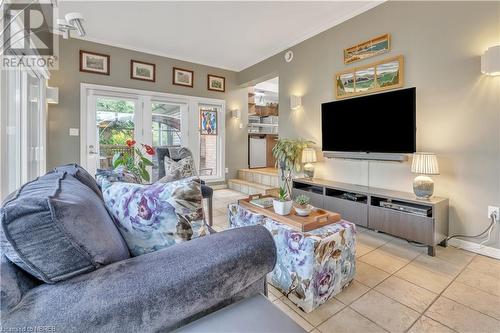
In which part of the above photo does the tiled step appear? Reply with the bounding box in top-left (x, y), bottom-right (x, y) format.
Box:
top-left (238, 168), bottom-right (279, 187)
top-left (227, 179), bottom-right (276, 196)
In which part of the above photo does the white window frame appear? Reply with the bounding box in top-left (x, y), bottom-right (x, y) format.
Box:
top-left (80, 83), bottom-right (226, 182)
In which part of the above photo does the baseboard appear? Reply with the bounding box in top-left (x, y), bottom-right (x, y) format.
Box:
top-left (448, 238), bottom-right (500, 259)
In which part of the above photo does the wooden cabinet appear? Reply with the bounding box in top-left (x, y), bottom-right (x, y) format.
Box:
top-left (292, 178), bottom-right (449, 256)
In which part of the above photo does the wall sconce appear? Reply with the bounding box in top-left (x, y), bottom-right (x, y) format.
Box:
top-left (46, 86), bottom-right (59, 104)
top-left (290, 95), bottom-right (302, 110)
top-left (231, 109), bottom-right (241, 119)
top-left (481, 45), bottom-right (500, 76)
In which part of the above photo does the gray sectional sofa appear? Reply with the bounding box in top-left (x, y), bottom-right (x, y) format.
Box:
top-left (0, 164), bottom-right (277, 332)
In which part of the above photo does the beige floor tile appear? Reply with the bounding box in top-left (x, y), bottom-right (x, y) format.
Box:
top-left (335, 280), bottom-right (370, 305)
top-left (375, 276), bottom-right (438, 313)
top-left (355, 262), bottom-right (390, 288)
top-left (407, 316), bottom-right (455, 333)
top-left (317, 307), bottom-right (387, 333)
top-left (425, 296), bottom-right (500, 333)
top-left (467, 255), bottom-right (500, 279)
top-left (456, 268), bottom-right (500, 297)
top-left (356, 243), bottom-right (374, 257)
top-left (212, 208), bottom-right (226, 217)
top-left (273, 299), bottom-right (314, 332)
top-left (411, 254), bottom-right (463, 278)
top-left (378, 239), bottom-right (426, 261)
top-left (309, 329), bottom-right (321, 333)
top-left (213, 215), bottom-right (228, 227)
top-left (357, 231), bottom-right (391, 250)
top-left (351, 290), bottom-right (420, 332)
top-left (213, 200), bottom-right (229, 210)
top-left (268, 283), bottom-right (284, 298)
top-left (266, 292), bottom-right (278, 302)
top-left (434, 246), bottom-right (476, 267)
top-left (359, 250), bottom-right (410, 274)
top-left (443, 281), bottom-right (500, 320)
top-left (395, 263), bottom-right (453, 294)
top-left (281, 295), bottom-right (345, 327)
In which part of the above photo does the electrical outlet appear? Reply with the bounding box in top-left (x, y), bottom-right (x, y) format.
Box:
top-left (225, 168), bottom-right (229, 174)
top-left (488, 206), bottom-right (499, 220)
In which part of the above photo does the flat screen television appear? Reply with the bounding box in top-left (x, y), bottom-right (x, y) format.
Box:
top-left (321, 88), bottom-right (416, 153)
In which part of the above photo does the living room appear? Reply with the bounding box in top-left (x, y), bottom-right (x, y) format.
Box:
top-left (1, 1), bottom-right (499, 332)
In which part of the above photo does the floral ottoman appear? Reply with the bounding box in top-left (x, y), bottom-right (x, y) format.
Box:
top-left (228, 204), bottom-right (356, 313)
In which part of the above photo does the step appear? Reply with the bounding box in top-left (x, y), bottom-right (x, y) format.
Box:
top-left (238, 168), bottom-right (279, 187)
top-left (228, 179), bottom-right (276, 196)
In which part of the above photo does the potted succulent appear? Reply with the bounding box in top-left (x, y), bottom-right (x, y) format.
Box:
top-left (273, 186), bottom-right (293, 216)
top-left (294, 194), bottom-right (312, 216)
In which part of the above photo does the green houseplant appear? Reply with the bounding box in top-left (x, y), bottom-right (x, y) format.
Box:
top-left (112, 139), bottom-right (155, 183)
top-left (294, 194), bottom-right (312, 216)
top-left (272, 138), bottom-right (314, 198)
top-left (272, 186), bottom-right (293, 216)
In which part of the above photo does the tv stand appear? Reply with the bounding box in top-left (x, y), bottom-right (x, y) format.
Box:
top-left (292, 178), bottom-right (449, 256)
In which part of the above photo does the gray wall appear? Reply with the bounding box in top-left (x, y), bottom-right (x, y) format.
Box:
top-left (48, 38), bottom-right (248, 180)
top-left (238, 2), bottom-right (500, 248)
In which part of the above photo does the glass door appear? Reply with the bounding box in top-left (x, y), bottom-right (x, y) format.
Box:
top-left (149, 101), bottom-right (188, 182)
top-left (196, 103), bottom-right (224, 181)
top-left (86, 94), bottom-right (139, 177)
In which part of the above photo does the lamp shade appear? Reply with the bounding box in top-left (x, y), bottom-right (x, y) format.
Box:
top-left (302, 148), bottom-right (317, 163)
top-left (411, 152), bottom-right (439, 175)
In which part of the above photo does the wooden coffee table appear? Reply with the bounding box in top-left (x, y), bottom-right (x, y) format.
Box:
top-left (238, 195), bottom-right (341, 232)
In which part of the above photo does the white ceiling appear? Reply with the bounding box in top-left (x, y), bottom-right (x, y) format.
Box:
top-left (59, 1), bottom-right (381, 71)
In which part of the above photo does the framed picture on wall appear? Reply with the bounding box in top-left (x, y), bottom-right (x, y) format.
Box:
top-left (80, 50), bottom-right (110, 75)
top-left (130, 60), bottom-right (156, 82)
top-left (173, 67), bottom-right (194, 87)
top-left (207, 74), bottom-right (225, 92)
top-left (335, 55), bottom-right (404, 99)
top-left (343, 34), bottom-right (391, 64)
top-left (200, 108), bottom-right (217, 135)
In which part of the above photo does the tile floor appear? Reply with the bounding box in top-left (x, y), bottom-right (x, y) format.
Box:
top-left (210, 189), bottom-right (500, 333)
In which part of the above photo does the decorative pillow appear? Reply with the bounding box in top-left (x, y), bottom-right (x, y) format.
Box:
top-left (157, 156), bottom-right (197, 183)
top-left (96, 167), bottom-right (141, 191)
top-left (0, 170), bottom-right (130, 284)
top-left (102, 177), bottom-right (207, 256)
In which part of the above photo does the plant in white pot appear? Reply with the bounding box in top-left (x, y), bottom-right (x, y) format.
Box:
top-left (294, 194), bottom-right (312, 217)
top-left (273, 186), bottom-right (293, 216)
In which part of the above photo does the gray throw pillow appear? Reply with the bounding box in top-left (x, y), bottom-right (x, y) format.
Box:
top-left (0, 170), bottom-right (130, 284)
top-left (157, 156), bottom-right (198, 183)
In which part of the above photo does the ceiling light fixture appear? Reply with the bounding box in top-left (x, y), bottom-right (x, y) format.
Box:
top-left (58, 12), bottom-right (86, 39)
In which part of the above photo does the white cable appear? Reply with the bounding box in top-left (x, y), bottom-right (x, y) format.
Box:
top-left (479, 212), bottom-right (497, 247)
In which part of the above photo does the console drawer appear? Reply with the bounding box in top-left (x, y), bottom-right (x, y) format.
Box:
top-left (292, 188), bottom-right (324, 209)
top-left (369, 206), bottom-right (434, 244)
top-left (324, 197), bottom-right (368, 227)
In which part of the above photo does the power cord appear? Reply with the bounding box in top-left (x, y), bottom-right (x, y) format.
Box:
top-left (443, 210), bottom-right (498, 247)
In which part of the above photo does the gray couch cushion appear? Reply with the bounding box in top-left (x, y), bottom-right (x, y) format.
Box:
top-left (0, 170), bottom-right (130, 284)
top-left (54, 163), bottom-right (103, 198)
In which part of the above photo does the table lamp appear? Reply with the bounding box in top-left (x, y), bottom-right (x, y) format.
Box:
top-left (411, 152), bottom-right (439, 199)
top-left (302, 148), bottom-right (317, 178)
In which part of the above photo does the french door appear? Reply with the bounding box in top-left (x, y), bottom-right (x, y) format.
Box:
top-left (81, 84), bottom-right (225, 182)
top-left (0, 69), bottom-right (46, 200)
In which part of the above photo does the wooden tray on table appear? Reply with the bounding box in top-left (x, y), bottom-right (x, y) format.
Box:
top-left (238, 194), bottom-right (341, 232)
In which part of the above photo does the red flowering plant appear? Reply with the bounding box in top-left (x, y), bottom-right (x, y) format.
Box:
top-left (112, 139), bottom-right (155, 183)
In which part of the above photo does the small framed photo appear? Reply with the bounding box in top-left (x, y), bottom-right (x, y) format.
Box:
top-left (207, 74), bottom-right (225, 92)
top-left (173, 67), bottom-right (194, 87)
top-left (130, 60), bottom-right (156, 82)
top-left (80, 50), bottom-right (110, 75)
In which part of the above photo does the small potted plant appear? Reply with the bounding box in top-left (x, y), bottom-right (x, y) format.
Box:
top-left (294, 194), bottom-right (312, 216)
top-left (273, 186), bottom-right (293, 216)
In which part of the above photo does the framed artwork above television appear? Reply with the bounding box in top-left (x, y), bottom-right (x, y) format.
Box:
top-left (335, 55), bottom-right (404, 99)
